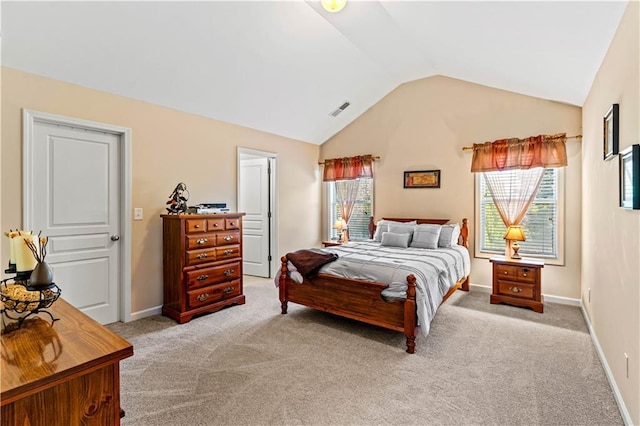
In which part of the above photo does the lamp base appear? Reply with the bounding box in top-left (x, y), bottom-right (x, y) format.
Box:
top-left (511, 243), bottom-right (522, 259)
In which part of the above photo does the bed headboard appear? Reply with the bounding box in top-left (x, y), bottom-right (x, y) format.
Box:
top-left (368, 217), bottom-right (469, 248)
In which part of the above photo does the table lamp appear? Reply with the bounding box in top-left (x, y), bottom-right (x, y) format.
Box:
top-left (333, 219), bottom-right (347, 243)
top-left (503, 225), bottom-right (526, 259)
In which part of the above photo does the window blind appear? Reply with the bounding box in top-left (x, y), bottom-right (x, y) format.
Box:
top-left (328, 178), bottom-right (373, 241)
top-left (479, 168), bottom-right (558, 258)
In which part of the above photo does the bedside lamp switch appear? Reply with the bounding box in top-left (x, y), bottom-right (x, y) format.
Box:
top-left (134, 208), bottom-right (144, 220)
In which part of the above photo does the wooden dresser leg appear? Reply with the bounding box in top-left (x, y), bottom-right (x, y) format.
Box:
top-left (280, 301), bottom-right (288, 314)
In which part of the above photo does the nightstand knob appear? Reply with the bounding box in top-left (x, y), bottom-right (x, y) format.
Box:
top-left (509, 286), bottom-right (522, 293)
top-left (523, 273), bottom-right (527, 277)
top-left (503, 271), bottom-right (508, 275)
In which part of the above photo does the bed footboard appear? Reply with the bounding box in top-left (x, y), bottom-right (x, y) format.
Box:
top-left (279, 256), bottom-right (419, 353)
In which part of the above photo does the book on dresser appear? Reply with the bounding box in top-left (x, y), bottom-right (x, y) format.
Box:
top-left (161, 213), bottom-right (246, 324)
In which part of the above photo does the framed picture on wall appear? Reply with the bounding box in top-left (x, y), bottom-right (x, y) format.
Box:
top-left (619, 144), bottom-right (639, 209)
top-left (603, 103), bottom-right (619, 161)
top-left (404, 170), bottom-right (440, 188)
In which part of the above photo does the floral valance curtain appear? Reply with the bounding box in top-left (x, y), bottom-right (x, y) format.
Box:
top-left (470, 133), bottom-right (568, 173)
top-left (323, 155), bottom-right (374, 182)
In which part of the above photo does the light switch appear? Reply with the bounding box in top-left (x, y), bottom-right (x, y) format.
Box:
top-left (134, 208), bottom-right (144, 220)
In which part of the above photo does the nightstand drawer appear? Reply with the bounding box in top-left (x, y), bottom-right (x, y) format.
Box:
top-left (494, 264), bottom-right (536, 284)
top-left (497, 280), bottom-right (534, 299)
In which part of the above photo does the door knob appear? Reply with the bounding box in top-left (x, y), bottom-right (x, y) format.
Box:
top-left (111, 235), bottom-right (120, 241)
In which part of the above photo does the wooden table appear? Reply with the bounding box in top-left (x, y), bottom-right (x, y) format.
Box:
top-left (1, 298), bottom-right (134, 425)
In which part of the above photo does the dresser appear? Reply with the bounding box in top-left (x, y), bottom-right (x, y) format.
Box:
top-left (490, 255), bottom-right (544, 313)
top-left (162, 213), bottom-right (246, 324)
top-left (1, 299), bottom-right (133, 425)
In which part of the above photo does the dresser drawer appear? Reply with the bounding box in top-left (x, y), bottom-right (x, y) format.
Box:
top-left (216, 245), bottom-right (240, 260)
top-left (186, 219), bottom-right (207, 233)
top-left (216, 231), bottom-right (240, 246)
top-left (186, 233), bottom-right (216, 249)
top-left (207, 218), bottom-right (225, 232)
top-left (187, 280), bottom-right (241, 310)
top-left (497, 280), bottom-right (535, 299)
top-left (225, 218), bottom-right (240, 230)
top-left (186, 248), bottom-right (216, 266)
top-left (185, 262), bottom-right (241, 290)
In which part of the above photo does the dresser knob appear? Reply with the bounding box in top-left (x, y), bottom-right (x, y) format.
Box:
top-left (229, 222), bottom-right (235, 227)
top-left (224, 269), bottom-right (234, 277)
top-left (224, 236), bottom-right (233, 241)
top-left (196, 293), bottom-right (209, 302)
top-left (224, 249), bottom-right (233, 255)
top-left (194, 224), bottom-right (201, 229)
top-left (196, 274), bottom-right (209, 281)
top-left (213, 223), bottom-right (219, 227)
top-left (503, 271), bottom-right (508, 275)
top-left (197, 253), bottom-right (208, 259)
top-left (523, 273), bottom-right (527, 277)
top-left (224, 287), bottom-right (234, 294)
top-left (197, 238), bottom-right (208, 244)
top-left (509, 286), bottom-right (522, 293)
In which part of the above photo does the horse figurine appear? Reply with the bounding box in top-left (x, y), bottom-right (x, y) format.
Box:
top-left (166, 182), bottom-right (189, 214)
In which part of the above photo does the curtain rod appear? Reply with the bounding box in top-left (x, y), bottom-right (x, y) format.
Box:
top-left (461, 134), bottom-right (582, 152)
top-left (318, 156), bottom-right (381, 165)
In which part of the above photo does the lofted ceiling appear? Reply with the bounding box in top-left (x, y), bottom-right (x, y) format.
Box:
top-left (1, 1), bottom-right (628, 145)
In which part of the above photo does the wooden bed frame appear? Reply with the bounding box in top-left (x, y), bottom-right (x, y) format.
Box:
top-left (279, 218), bottom-right (469, 354)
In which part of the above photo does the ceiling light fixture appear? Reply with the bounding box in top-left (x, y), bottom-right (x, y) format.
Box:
top-left (321, 0), bottom-right (347, 13)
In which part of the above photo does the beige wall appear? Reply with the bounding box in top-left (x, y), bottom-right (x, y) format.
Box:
top-left (1, 67), bottom-right (321, 315)
top-left (321, 75), bottom-right (582, 299)
top-left (582, 1), bottom-right (639, 423)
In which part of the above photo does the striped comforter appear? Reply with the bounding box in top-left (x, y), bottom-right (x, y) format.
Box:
top-left (318, 242), bottom-right (471, 336)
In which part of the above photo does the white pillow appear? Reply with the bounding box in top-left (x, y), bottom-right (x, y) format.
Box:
top-left (410, 224), bottom-right (442, 249)
top-left (380, 232), bottom-right (411, 248)
top-left (373, 220), bottom-right (417, 242)
top-left (438, 223), bottom-right (461, 248)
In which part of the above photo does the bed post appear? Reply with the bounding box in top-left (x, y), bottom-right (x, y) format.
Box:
top-left (404, 274), bottom-right (418, 354)
top-left (368, 216), bottom-right (375, 239)
top-left (460, 218), bottom-right (470, 291)
top-left (279, 256), bottom-right (289, 314)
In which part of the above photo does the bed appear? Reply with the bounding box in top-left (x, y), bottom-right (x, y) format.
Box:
top-left (278, 217), bottom-right (470, 353)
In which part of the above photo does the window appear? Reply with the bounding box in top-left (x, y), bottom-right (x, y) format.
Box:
top-left (327, 178), bottom-right (373, 241)
top-left (477, 168), bottom-right (563, 261)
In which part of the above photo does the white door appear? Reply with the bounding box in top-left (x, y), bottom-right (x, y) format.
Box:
top-left (240, 157), bottom-right (270, 277)
top-left (27, 120), bottom-right (121, 324)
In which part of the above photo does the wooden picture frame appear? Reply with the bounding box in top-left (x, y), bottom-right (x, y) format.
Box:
top-left (604, 104), bottom-right (619, 161)
top-left (619, 144), bottom-right (640, 209)
top-left (404, 170), bottom-right (440, 188)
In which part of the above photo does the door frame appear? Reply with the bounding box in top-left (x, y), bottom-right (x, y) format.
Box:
top-left (22, 109), bottom-right (133, 322)
top-left (237, 147), bottom-right (278, 278)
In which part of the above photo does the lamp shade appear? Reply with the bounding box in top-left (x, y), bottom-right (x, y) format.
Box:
top-left (333, 219), bottom-right (347, 230)
top-left (321, 0), bottom-right (347, 13)
top-left (503, 225), bottom-right (526, 242)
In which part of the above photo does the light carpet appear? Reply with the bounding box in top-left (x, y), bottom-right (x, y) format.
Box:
top-left (108, 276), bottom-right (622, 425)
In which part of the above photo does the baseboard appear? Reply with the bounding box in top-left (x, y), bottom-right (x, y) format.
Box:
top-left (469, 283), bottom-right (580, 306)
top-left (581, 304), bottom-right (633, 426)
top-left (129, 305), bottom-right (162, 322)
top-left (469, 283), bottom-right (491, 293)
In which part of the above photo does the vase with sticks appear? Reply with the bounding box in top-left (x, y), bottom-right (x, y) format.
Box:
top-left (25, 233), bottom-right (53, 289)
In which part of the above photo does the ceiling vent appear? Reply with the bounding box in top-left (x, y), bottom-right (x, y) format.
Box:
top-left (329, 101), bottom-right (350, 117)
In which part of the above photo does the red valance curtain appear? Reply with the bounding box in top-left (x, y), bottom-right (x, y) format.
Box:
top-left (470, 133), bottom-right (568, 173)
top-left (322, 155), bottom-right (374, 235)
top-left (322, 155), bottom-right (374, 182)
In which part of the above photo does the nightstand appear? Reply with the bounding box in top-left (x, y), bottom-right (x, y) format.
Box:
top-left (489, 255), bottom-right (544, 313)
top-left (322, 240), bottom-right (342, 248)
